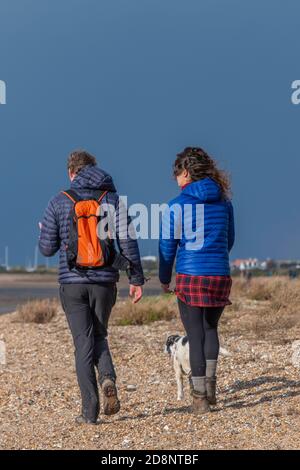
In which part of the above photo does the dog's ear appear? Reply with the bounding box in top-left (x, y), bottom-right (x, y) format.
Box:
top-left (165, 334), bottom-right (178, 354)
top-left (165, 335), bottom-right (173, 348)
top-left (165, 335), bottom-right (173, 356)
top-left (182, 336), bottom-right (188, 346)
top-left (166, 334), bottom-right (181, 348)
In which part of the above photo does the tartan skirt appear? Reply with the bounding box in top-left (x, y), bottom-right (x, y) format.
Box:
top-left (175, 274), bottom-right (232, 307)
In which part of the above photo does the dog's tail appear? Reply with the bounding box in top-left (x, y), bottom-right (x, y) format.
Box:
top-left (220, 346), bottom-right (231, 357)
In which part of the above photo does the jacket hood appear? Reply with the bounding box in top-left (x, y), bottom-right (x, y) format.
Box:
top-left (181, 178), bottom-right (222, 203)
top-left (71, 165), bottom-right (117, 192)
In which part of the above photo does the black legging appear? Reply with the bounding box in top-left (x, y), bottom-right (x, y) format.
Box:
top-left (178, 299), bottom-right (224, 377)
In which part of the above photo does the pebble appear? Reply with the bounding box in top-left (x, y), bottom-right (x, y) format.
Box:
top-left (122, 438), bottom-right (131, 447)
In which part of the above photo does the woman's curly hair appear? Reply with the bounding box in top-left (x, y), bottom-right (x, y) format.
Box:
top-left (173, 147), bottom-right (231, 199)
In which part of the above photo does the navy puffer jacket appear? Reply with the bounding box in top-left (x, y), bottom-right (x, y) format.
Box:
top-left (159, 178), bottom-right (235, 284)
top-left (39, 165), bottom-right (144, 285)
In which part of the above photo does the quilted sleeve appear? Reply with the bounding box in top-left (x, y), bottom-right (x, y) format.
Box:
top-left (39, 198), bottom-right (61, 257)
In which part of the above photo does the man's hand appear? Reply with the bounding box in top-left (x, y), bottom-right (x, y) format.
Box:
top-left (129, 285), bottom-right (143, 304)
top-left (161, 283), bottom-right (174, 294)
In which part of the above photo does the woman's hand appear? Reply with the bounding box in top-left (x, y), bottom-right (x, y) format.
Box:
top-left (161, 283), bottom-right (174, 294)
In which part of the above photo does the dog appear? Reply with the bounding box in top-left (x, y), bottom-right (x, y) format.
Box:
top-left (165, 334), bottom-right (231, 400)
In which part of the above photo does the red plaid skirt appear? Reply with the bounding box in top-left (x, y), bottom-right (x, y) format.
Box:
top-left (175, 274), bottom-right (232, 307)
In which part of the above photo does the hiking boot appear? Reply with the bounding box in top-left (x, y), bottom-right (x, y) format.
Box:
top-left (75, 415), bottom-right (98, 425)
top-left (191, 391), bottom-right (210, 415)
top-left (101, 378), bottom-right (120, 416)
top-left (206, 377), bottom-right (217, 405)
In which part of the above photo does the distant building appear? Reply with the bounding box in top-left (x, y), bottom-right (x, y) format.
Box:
top-left (141, 256), bottom-right (157, 262)
top-left (277, 259), bottom-right (300, 269)
top-left (230, 258), bottom-right (297, 273)
top-left (231, 258), bottom-right (259, 271)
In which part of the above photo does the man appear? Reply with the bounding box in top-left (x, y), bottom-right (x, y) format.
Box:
top-left (39, 150), bottom-right (144, 424)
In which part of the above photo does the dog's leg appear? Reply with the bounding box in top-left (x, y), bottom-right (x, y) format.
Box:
top-left (174, 359), bottom-right (184, 400)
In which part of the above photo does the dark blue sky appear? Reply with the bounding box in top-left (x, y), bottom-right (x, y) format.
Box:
top-left (0, 0), bottom-right (300, 266)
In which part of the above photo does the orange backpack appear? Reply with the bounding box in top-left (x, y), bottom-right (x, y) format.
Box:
top-left (62, 189), bottom-right (114, 270)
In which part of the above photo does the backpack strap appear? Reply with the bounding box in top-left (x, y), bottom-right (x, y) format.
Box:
top-left (93, 190), bottom-right (108, 203)
top-left (61, 189), bottom-right (81, 204)
top-left (62, 189), bottom-right (107, 204)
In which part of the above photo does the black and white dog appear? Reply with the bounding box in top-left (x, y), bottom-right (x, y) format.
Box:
top-left (165, 335), bottom-right (230, 400)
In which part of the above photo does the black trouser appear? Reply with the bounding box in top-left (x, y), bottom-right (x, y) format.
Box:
top-left (178, 299), bottom-right (224, 377)
top-left (59, 283), bottom-right (117, 421)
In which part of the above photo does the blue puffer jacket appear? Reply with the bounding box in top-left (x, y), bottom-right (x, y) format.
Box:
top-left (39, 165), bottom-right (144, 285)
top-left (159, 178), bottom-right (235, 284)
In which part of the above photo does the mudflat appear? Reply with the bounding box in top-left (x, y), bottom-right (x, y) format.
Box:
top-left (0, 273), bottom-right (162, 314)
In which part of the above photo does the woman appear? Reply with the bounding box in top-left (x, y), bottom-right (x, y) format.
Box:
top-left (159, 147), bottom-right (235, 414)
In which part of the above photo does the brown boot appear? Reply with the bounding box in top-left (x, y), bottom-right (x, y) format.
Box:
top-left (206, 360), bottom-right (218, 405)
top-left (101, 378), bottom-right (121, 416)
top-left (191, 391), bottom-right (210, 415)
top-left (206, 377), bottom-right (217, 405)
